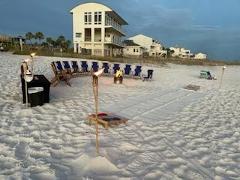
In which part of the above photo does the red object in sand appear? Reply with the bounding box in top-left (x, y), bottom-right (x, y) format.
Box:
top-left (88, 112), bottom-right (128, 129)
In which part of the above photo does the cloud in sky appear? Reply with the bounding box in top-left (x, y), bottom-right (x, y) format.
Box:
top-left (0, 0), bottom-right (240, 60)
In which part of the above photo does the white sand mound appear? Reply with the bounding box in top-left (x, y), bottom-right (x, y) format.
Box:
top-left (69, 154), bottom-right (120, 177)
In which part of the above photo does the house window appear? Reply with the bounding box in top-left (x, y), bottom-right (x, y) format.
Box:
top-left (94, 12), bottom-right (102, 24)
top-left (84, 28), bottom-right (91, 42)
top-left (75, 33), bottom-right (82, 38)
top-left (94, 28), bottom-right (101, 42)
top-left (84, 12), bottom-right (92, 25)
top-left (136, 49), bottom-right (139, 52)
top-left (133, 49), bottom-right (136, 52)
top-left (105, 14), bottom-right (109, 25)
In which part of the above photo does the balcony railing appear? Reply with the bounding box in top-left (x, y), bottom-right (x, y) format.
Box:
top-left (105, 25), bottom-right (125, 35)
top-left (84, 37), bottom-right (91, 42)
top-left (104, 37), bottom-right (122, 46)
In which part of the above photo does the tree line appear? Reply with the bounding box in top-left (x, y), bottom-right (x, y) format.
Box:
top-left (25, 32), bottom-right (71, 50)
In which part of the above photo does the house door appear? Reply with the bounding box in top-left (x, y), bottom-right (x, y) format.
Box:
top-left (76, 43), bottom-right (79, 53)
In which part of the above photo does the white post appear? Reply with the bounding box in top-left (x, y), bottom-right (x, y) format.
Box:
top-left (25, 80), bottom-right (28, 107)
top-left (219, 66), bottom-right (226, 89)
top-left (19, 38), bottom-right (23, 52)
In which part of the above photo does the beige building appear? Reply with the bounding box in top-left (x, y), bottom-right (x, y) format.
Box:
top-left (123, 40), bottom-right (144, 57)
top-left (170, 47), bottom-right (194, 59)
top-left (128, 34), bottom-right (166, 57)
top-left (0, 35), bottom-right (11, 43)
top-left (194, 53), bottom-right (207, 60)
top-left (70, 2), bottom-right (128, 57)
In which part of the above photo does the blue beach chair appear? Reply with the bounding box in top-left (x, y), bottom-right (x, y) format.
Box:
top-left (142, 69), bottom-right (153, 81)
top-left (102, 62), bottom-right (110, 75)
top-left (133, 65), bottom-right (142, 78)
top-left (124, 64), bottom-right (132, 76)
top-left (92, 62), bottom-right (99, 72)
top-left (72, 61), bottom-right (79, 72)
top-left (71, 61), bottom-right (82, 77)
top-left (55, 61), bottom-right (64, 71)
top-left (113, 64), bottom-right (120, 74)
top-left (51, 62), bottom-right (71, 86)
top-left (81, 61), bottom-right (89, 73)
top-left (63, 61), bottom-right (72, 74)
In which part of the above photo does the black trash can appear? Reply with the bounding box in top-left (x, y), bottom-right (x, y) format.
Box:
top-left (21, 75), bottom-right (51, 104)
top-left (28, 87), bottom-right (44, 107)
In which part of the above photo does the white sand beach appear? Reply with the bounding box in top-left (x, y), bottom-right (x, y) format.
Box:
top-left (0, 52), bottom-right (240, 179)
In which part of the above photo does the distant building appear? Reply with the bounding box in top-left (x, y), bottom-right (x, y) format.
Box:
top-left (128, 34), bottom-right (166, 57)
top-left (70, 2), bottom-right (128, 57)
top-left (149, 40), bottom-right (167, 57)
top-left (0, 35), bottom-right (12, 43)
top-left (0, 34), bottom-right (25, 51)
top-left (170, 47), bottom-right (194, 59)
top-left (194, 53), bottom-right (207, 60)
top-left (123, 40), bottom-right (144, 57)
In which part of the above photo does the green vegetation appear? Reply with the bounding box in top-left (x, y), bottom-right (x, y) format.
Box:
top-left (10, 31), bottom-right (240, 66)
top-left (14, 48), bottom-right (240, 66)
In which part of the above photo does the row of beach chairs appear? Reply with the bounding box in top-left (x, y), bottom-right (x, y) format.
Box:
top-left (50, 60), bottom-right (153, 86)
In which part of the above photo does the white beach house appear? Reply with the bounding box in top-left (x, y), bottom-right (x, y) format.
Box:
top-left (170, 47), bottom-right (194, 59)
top-left (70, 2), bottom-right (128, 57)
top-left (194, 52), bottom-right (207, 60)
top-left (128, 34), bottom-right (166, 57)
top-left (123, 40), bottom-right (144, 57)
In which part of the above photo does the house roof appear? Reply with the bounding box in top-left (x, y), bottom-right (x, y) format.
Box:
top-left (70, 2), bottom-right (128, 25)
top-left (123, 40), bottom-right (141, 46)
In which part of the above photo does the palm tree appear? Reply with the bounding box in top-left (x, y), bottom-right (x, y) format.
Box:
top-left (46, 37), bottom-right (55, 50)
top-left (63, 40), bottom-right (71, 50)
top-left (56, 35), bottom-right (66, 48)
top-left (166, 48), bottom-right (174, 58)
top-left (35, 32), bottom-right (44, 45)
top-left (25, 32), bottom-right (34, 45)
top-left (46, 37), bottom-right (53, 46)
top-left (66, 40), bottom-right (71, 49)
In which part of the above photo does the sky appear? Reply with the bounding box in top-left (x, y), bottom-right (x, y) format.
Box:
top-left (1, 0), bottom-right (240, 61)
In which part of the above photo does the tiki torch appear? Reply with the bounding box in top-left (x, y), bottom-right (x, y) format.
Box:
top-left (23, 59), bottom-right (33, 107)
top-left (92, 68), bottom-right (104, 154)
top-left (30, 52), bottom-right (36, 73)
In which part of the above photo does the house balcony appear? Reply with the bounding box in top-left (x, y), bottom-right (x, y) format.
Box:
top-left (104, 37), bottom-right (123, 48)
top-left (105, 26), bottom-right (125, 36)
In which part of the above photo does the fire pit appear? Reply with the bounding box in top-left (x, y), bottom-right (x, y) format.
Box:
top-left (88, 112), bottom-right (128, 129)
top-left (114, 76), bottom-right (123, 84)
top-left (114, 69), bottom-right (123, 84)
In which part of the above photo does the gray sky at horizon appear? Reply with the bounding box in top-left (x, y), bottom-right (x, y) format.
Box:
top-left (1, 0), bottom-right (240, 61)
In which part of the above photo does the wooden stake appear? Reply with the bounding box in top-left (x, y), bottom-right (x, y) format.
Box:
top-left (93, 75), bottom-right (99, 154)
